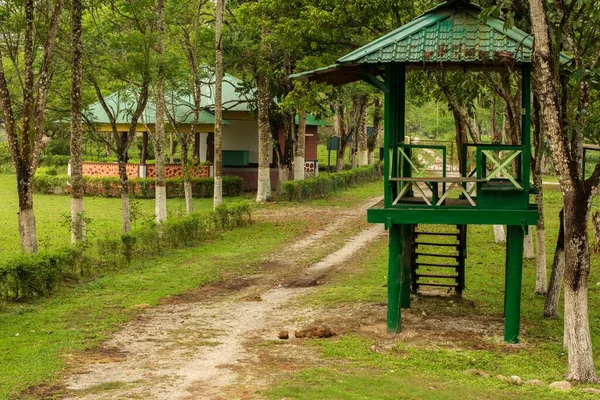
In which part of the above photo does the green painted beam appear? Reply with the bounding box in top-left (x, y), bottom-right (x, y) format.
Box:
top-left (504, 225), bottom-right (525, 343)
top-left (357, 70), bottom-right (389, 93)
top-left (367, 207), bottom-right (539, 226)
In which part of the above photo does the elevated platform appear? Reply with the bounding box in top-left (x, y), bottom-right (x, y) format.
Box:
top-left (367, 199), bottom-right (539, 226)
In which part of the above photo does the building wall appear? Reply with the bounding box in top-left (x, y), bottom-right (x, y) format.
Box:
top-left (222, 119), bottom-right (274, 164)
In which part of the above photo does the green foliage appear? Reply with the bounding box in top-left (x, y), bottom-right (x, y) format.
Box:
top-left (281, 165), bottom-right (381, 201)
top-left (32, 173), bottom-right (244, 198)
top-left (0, 204), bottom-right (253, 301)
top-left (39, 155), bottom-right (70, 168)
top-left (44, 138), bottom-right (70, 156)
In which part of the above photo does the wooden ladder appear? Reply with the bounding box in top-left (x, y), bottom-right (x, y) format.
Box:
top-left (410, 224), bottom-right (466, 294)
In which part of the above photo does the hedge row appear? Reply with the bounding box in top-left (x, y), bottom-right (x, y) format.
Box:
top-left (33, 174), bottom-right (243, 198)
top-left (0, 203), bottom-right (252, 300)
top-left (281, 165), bottom-right (381, 201)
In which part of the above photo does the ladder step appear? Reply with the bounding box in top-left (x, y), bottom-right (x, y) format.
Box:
top-left (415, 282), bottom-right (459, 288)
top-left (415, 242), bottom-right (459, 247)
top-left (415, 232), bottom-right (459, 236)
top-left (415, 252), bottom-right (459, 258)
top-left (414, 262), bottom-right (458, 268)
top-left (416, 273), bottom-right (459, 279)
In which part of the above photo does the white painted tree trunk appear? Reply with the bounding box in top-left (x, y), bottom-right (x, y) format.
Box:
top-left (184, 180), bottom-right (193, 214)
top-left (70, 197), bottom-right (85, 243)
top-left (493, 225), bottom-right (505, 243)
top-left (155, 186), bottom-right (167, 222)
top-left (121, 193), bottom-right (131, 233)
top-left (524, 230), bottom-right (534, 259)
top-left (564, 277), bottom-right (596, 381)
top-left (19, 207), bottom-right (38, 253)
top-left (256, 73), bottom-right (271, 202)
top-left (294, 156), bottom-right (304, 180)
top-left (368, 151), bottom-right (375, 166)
top-left (294, 110), bottom-right (306, 181)
top-left (359, 150), bottom-right (368, 166)
top-left (350, 150), bottom-right (357, 168)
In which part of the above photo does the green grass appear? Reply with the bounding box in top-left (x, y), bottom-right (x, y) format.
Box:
top-left (0, 173), bottom-right (383, 399)
top-left (0, 221), bottom-right (301, 399)
top-left (317, 144), bottom-right (381, 168)
top-left (267, 185), bottom-right (600, 399)
top-left (0, 174), bottom-right (234, 260)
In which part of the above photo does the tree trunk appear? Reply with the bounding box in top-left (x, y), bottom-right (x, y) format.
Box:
top-left (368, 97), bottom-right (382, 166)
top-left (169, 131), bottom-right (175, 164)
top-left (179, 140), bottom-right (193, 215)
top-left (154, 0), bottom-right (167, 223)
top-left (563, 193), bottom-right (596, 382)
top-left (17, 178), bottom-right (37, 252)
top-left (70, 0), bottom-right (84, 243)
top-left (544, 209), bottom-right (565, 318)
top-left (335, 102), bottom-right (346, 171)
top-left (118, 158), bottom-right (131, 233)
top-left (493, 225), bottom-right (505, 243)
top-left (294, 110), bottom-right (306, 180)
top-left (256, 72), bottom-right (271, 202)
top-left (0, 0), bottom-right (63, 252)
top-left (524, 230), bottom-right (534, 259)
top-left (213, 0), bottom-right (225, 206)
top-left (358, 102), bottom-right (368, 166)
top-left (530, 0), bottom-right (597, 381)
top-left (592, 211), bottom-right (600, 251)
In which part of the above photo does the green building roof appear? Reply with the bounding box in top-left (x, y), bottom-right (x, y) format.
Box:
top-left (85, 68), bottom-right (327, 128)
top-left (292, 1), bottom-right (570, 86)
top-left (84, 91), bottom-right (221, 126)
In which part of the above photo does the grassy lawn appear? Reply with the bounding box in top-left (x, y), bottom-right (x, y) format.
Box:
top-left (0, 174), bottom-right (235, 259)
top-left (267, 184), bottom-right (600, 399)
top-left (0, 174), bottom-right (383, 399)
top-left (317, 144), bottom-right (381, 168)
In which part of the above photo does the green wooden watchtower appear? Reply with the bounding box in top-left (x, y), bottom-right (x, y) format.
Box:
top-left (294, 1), bottom-right (543, 343)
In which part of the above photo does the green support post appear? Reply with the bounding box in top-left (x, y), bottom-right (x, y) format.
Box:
top-left (504, 225), bottom-right (525, 343)
top-left (387, 224), bottom-right (402, 333)
top-left (383, 63), bottom-right (405, 208)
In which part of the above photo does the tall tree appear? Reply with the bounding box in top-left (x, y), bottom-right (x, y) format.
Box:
top-left (529, 0), bottom-right (600, 382)
top-left (0, 0), bottom-right (64, 252)
top-left (154, 0), bottom-right (168, 222)
top-left (214, 0), bottom-right (224, 206)
top-left (70, 0), bottom-right (85, 243)
top-left (85, 0), bottom-right (153, 233)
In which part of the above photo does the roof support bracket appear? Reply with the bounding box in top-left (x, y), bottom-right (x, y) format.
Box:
top-left (356, 70), bottom-right (389, 93)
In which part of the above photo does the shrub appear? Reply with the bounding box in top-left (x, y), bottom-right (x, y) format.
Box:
top-left (39, 155), bottom-right (70, 167)
top-left (32, 174), bottom-right (244, 199)
top-left (0, 203), bottom-right (253, 301)
top-left (281, 165), bottom-right (381, 201)
top-left (45, 138), bottom-right (70, 156)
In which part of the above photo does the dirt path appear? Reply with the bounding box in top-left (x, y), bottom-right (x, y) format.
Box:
top-left (57, 197), bottom-right (385, 400)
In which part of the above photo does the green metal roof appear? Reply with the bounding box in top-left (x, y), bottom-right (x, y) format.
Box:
top-left (84, 91), bottom-right (221, 126)
top-left (291, 1), bottom-right (570, 86)
top-left (339, 2), bottom-right (534, 65)
top-left (295, 114), bottom-right (328, 127)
